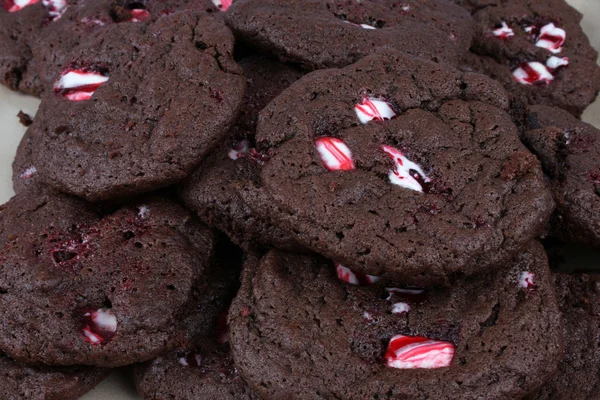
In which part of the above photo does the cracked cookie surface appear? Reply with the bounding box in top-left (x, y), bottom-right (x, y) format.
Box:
top-left (229, 244), bottom-right (562, 400)
top-left (242, 50), bottom-right (554, 286)
top-left (28, 10), bottom-right (245, 201)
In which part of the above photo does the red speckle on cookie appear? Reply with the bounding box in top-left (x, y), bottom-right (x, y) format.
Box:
top-left (81, 307), bottom-right (117, 345)
top-left (587, 170), bottom-right (600, 184)
top-left (212, 0), bottom-right (232, 11)
top-left (54, 68), bottom-right (109, 101)
top-left (518, 271), bottom-right (535, 289)
top-left (354, 96), bottom-right (396, 124)
top-left (315, 137), bottom-right (356, 171)
top-left (492, 21), bottom-right (514, 40)
top-left (335, 263), bottom-right (380, 286)
top-left (4, 0), bottom-right (39, 12)
top-left (381, 145), bottom-right (431, 192)
top-left (384, 334), bottom-right (455, 369)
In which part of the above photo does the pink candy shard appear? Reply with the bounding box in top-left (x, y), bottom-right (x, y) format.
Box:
top-left (127, 8), bottom-right (150, 22)
top-left (4, 0), bottom-right (39, 12)
top-left (512, 62), bottom-right (554, 85)
top-left (81, 308), bottom-right (118, 345)
top-left (518, 271), bottom-right (535, 289)
top-left (532, 23), bottom-right (566, 54)
top-left (492, 21), bottom-right (514, 40)
top-left (54, 69), bottom-right (109, 101)
top-left (212, 0), bottom-right (232, 11)
top-left (381, 145), bottom-right (431, 192)
top-left (42, 0), bottom-right (66, 21)
top-left (385, 334), bottom-right (455, 369)
top-left (354, 97), bottom-right (396, 124)
top-left (315, 137), bottom-right (356, 171)
top-left (335, 263), bottom-right (380, 286)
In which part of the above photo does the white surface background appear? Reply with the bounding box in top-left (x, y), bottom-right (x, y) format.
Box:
top-left (0, 1), bottom-right (598, 399)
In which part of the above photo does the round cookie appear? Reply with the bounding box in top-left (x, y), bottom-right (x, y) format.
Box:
top-left (229, 243), bottom-right (562, 400)
top-left (0, 186), bottom-right (215, 367)
top-left (29, 10), bottom-right (245, 201)
top-left (462, 0), bottom-right (600, 116)
top-left (523, 105), bottom-right (600, 250)
top-left (533, 273), bottom-right (600, 400)
top-left (226, 0), bottom-right (474, 69)
top-left (0, 0), bottom-right (230, 96)
top-left (242, 50), bottom-right (554, 286)
top-left (0, 353), bottom-right (109, 400)
top-left (179, 55), bottom-right (306, 252)
top-left (134, 241), bottom-right (259, 400)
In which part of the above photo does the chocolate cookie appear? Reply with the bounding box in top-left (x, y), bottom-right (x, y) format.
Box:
top-left (180, 55), bottom-right (305, 251)
top-left (241, 50), bottom-right (554, 286)
top-left (461, 0), bottom-right (600, 116)
top-left (134, 241), bottom-right (259, 399)
top-left (226, 0), bottom-right (474, 69)
top-left (523, 105), bottom-right (600, 249)
top-left (0, 0), bottom-right (230, 96)
top-left (28, 10), bottom-right (245, 201)
top-left (0, 353), bottom-right (109, 400)
top-left (0, 186), bottom-right (215, 367)
top-left (229, 243), bottom-right (562, 399)
top-left (533, 273), bottom-right (600, 400)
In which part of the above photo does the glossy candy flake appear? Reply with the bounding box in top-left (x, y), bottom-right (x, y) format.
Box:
top-left (381, 145), bottom-right (431, 192)
top-left (335, 263), bottom-right (379, 286)
top-left (492, 21), bottom-right (514, 40)
top-left (81, 308), bottom-right (117, 345)
top-left (4, 0), bottom-right (39, 12)
top-left (315, 137), bottom-right (356, 171)
top-left (529, 23), bottom-right (566, 54)
top-left (212, 0), bottom-right (232, 11)
top-left (384, 335), bottom-right (455, 369)
top-left (512, 62), bottom-right (554, 85)
top-left (54, 69), bottom-right (109, 101)
top-left (354, 97), bottom-right (396, 124)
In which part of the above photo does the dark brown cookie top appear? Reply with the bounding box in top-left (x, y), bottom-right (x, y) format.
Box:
top-left (523, 105), bottom-right (600, 249)
top-left (460, 0), bottom-right (600, 116)
top-left (242, 50), bottom-right (554, 286)
top-left (134, 241), bottom-right (259, 400)
top-left (0, 186), bottom-right (215, 367)
top-left (533, 273), bottom-right (600, 400)
top-left (0, 353), bottom-right (109, 400)
top-left (179, 55), bottom-right (306, 252)
top-left (29, 10), bottom-right (245, 202)
top-left (229, 243), bottom-right (562, 400)
top-left (0, 0), bottom-right (228, 96)
top-left (226, 0), bottom-right (474, 69)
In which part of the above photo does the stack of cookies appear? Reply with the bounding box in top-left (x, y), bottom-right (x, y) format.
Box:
top-left (1, 0), bottom-right (599, 399)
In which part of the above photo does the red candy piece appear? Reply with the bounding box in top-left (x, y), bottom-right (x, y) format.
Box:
top-left (127, 8), bottom-right (150, 22)
top-left (492, 21), bottom-right (514, 40)
top-left (81, 308), bottom-right (117, 345)
top-left (527, 23), bottom-right (566, 54)
top-left (4, 0), bottom-right (39, 12)
top-left (335, 263), bottom-right (379, 286)
top-left (381, 145), bottom-right (431, 192)
top-left (512, 62), bottom-right (554, 85)
top-left (178, 352), bottom-right (202, 367)
top-left (315, 137), bottom-right (356, 171)
top-left (212, 0), bottom-right (232, 11)
top-left (54, 69), bottom-right (109, 101)
top-left (384, 334), bottom-right (455, 369)
top-left (42, 0), bottom-right (66, 21)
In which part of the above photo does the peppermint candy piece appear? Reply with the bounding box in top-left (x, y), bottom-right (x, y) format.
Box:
top-left (212, 0), bottom-right (232, 11)
top-left (344, 21), bottom-right (376, 30)
top-left (4, 0), bottom-right (39, 12)
top-left (381, 145), bottom-right (431, 192)
top-left (137, 205), bottom-right (149, 220)
top-left (228, 140), bottom-right (250, 160)
top-left (127, 9), bottom-right (151, 23)
top-left (385, 334), bottom-right (455, 369)
top-left (178, 352), bottom-right (202, 367)
top-left (533, 23), bottom-right (566, 54)
top-left (81, 308), bottom-right (118, 345)
top-left (316, 137), bottom-right (356, 171)
top-left (335, 263), bottom-right (379, 286)
top-left (519, 271), bottom-right (535, 289)
top-left (54, 69), bottom-right (109, 101)
top-left (546, 56), bottom-right (569, 71)
top-left (391, 302), bottom-right (410, 314)
top-left (354, 97), bottom-right (396, 124)
top-left (42, 0), bottom-right (66, 21)
top-left (512, 62), bottom-right (554, 85)
top-left (492, 21), bottom-right (514, 40)
top-left (385, 287), bottom-right (427, 303)
top-left (20, 166), bottom-right (37, 181)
